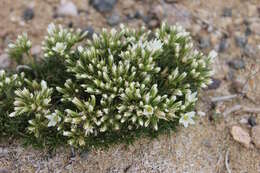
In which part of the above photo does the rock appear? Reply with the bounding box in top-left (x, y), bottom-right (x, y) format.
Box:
top-left (228, 59), bottom-right (245, 70)
top-left (57, 0), bottom-right (78, 17)
top-left (0, 168), bottom-right (10, 173)
top-left (250, 22), bottom-right (260, 35)
top-left (0, 147), bottom-right (9, 157)
top-left (231, 126), bottom-right (251, 148)
top-left (165, 0), bottom-right (178, 3)
top-left (90, 0), bottom-right (117, 13)
top-left (198, 36), bottom-right (211, 49)
top-left (68, 21), bottom-right (73, 28)
top-left (0, 54), bottom-right (11, 69)
top-left (239, 118), bottom-right (248, 124)
top-left (230, 79), bottom-right (244, 93)
top-left (207, 78), bottom-right (221, 90)
top-left (248, 116), bottom-right (257, 127)
top-left (31, 45), bottom-right (41, 56)
top-left (252, 125), bottom-right (260, 149)
top-left (82, 26), bottom-right (95, 39)
top-left (23, 8), bottom-right (34, 21)
top-left (245, 27), bottom-right (251, 36)
top-left (107, 12), bottom-right (120, 26)
top-left (80, 150), bottom-right (89, 160)
top-left (222, 7), bottom-right (232, 17)
top-left (218, 38), bottom-right (229, 52)
top-left (235, 35), bottom-right (247, 48)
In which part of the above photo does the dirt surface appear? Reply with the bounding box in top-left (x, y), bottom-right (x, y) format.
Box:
top-left (1, 0), bottom-right (260, 172)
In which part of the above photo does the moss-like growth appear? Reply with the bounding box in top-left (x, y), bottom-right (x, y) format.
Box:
top-left (0, 23), bottom-right (216, 149)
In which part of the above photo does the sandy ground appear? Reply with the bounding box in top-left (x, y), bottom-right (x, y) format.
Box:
top-left (0, 0), bottom-right (260, 172)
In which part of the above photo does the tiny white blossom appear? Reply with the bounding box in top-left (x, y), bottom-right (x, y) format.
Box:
top-left (179, 111), bottom-right (195, 128)
top-left (52, 42), bottom-right (67, 55)
top-left (47, 23), bottom-right (56, 35)
top-left (146, 39), bottom-right (163, 53)
top-left (143, 105), bottom-right (154, 116)
top-left (46, 112), bottom-right (61, 127)
top-left (185, 91), bottom-right (197, 103)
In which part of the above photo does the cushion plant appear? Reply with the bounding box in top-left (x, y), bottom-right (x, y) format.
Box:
top-left (0, 22), bottom-right (216, 149)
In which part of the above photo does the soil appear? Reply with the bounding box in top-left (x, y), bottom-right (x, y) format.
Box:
top-left (0, 0), bottom-right (260, 172)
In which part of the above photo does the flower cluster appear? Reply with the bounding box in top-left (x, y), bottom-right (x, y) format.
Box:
top-left (7, 33), bottom-right (32, 63)
top-left (5, 22), bottom-right (215, 148)
top-left (10, 80), bottom-right (53, 138)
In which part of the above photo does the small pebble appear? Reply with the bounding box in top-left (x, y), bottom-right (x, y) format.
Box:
top-left (207, 78), bottom-right (221, 90)
top-left (235, 35), bottom-right (247, 48)
top-left (248, 116), bottom-right (257, 127)
top-left (80, 150), bottom-right (89, 160)
top-left (31, 45), bottom-right (41, 56)
top-left (107, 12), bottom-right (120, 26)
top-left (90, 0), bottom-right (117, 13)
top-left (57, 0), bottom-right (78, 17)
top-left (252, 125), bottom-right (260, 149)
top-left (228, 59), bottom-right (245, 70)
top-left (218, 38), bottom-right (229, 52)
top-left (231, 126), bottom-right (251, 148)
top-left (0, 54), bottom-right (11, 69)
top-left (23, 8), bottom-right (34, 21)
top-left (82, 26), bottom-right (95, 39)
top-left (222, 7), bottom-right (232, 17)
top-left (0, 168), bottom-right (10, 173)
top-left (198, 36), bottom-right (211, 49)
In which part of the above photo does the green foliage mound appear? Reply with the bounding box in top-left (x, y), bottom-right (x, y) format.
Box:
top-left (0, 23), bottom-right (216, 149)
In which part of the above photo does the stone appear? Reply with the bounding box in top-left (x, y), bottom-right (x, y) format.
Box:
top-left (207, 78), bottom-right (221, 90)
top-left (231, 126), bottom-right (251, 148)
top-left (80, 150), bottom-right (89, 160)
top-left (250, 22), bottom-right (260, 35)
top-left (0, 54), bottom-right (11, 69)
top-left (248, 116), bottom-right (257, 127)
top-left (57, 0), bottom-right (78, 17)
top-left (0, 168), bottom-right (10, 173)
top-left (31, 45), bottom-right (41, 56)
top-left (0, 147), bottom-right (9, 157)
top-left (235, 35), bottom-right (247, 48)
top-left (245, 27), bottom-right (252, 36)
top-left (222, 7), bottom-right (232, 17)
top-left (198, 36), bottom-right (211, 49)
top-left (90, 0), bottom-right (117, 13)
top-left (165, 0), bottom-right (178, 3)
top-left (82, 26), bottom-right (95, 39)
top-left (23, 8), bottom-right (34, 21)
top-left (218, 38), bottom-right (229, 52)
top-left (252, 125), bottom-right (260, 149)
top-left (239, 118), bottom-right (248, 124)
top-left (228, 59), bottom-right (245, 70)
top-left (107, 12), bottom-right (120, 26)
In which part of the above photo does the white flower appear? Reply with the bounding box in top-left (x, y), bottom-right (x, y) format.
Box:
top-left (46, 112), bottom-right (61, 127)
top-left (47, 23), bottom-right (56, 35)
top-left (185, 91), bottom-right (197, 103)
top-left (52, 42), bottom-right (66, 55)
top-left (179, 111), bottom-right (195, 128)
top-left (146, 39), bottom-right (163, 53)
top-left (143, 105), bottom-right (154, 116)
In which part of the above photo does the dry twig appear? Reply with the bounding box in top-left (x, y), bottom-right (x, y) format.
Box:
top-left (211, 95), bottom-right (238, 102)
top-left (223, 105), bottom-right (242, 117)
top-left (225, 149), bottom-right (231, 173)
